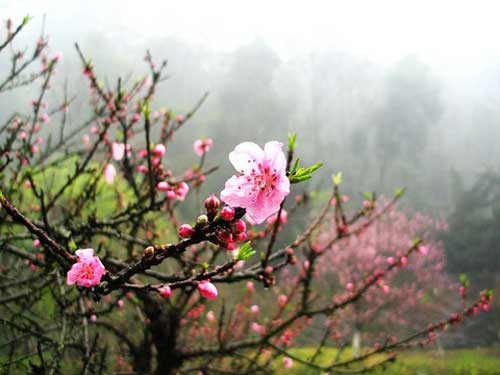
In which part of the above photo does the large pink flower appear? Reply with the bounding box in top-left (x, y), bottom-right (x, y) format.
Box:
top-left (66, 248), bottom-right (106, 288)
top-left (220, 141), bottom-right (290, 224)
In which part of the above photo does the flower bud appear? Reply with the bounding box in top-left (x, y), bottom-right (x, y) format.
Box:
top-left (197, 214), bottom-right (208, 226)
top-left (178, 224), bottom-right (194, 238)
top-left (198, 280), bottom-right (218, 299)
top-left (160, 286), bottom-right (172, 298)
top-left (232, 219), bottom-right (246, 234)
top-left (235, 232), bottom-right (247, 242)
top-left (221, 206), bottom-right (235, 221)
top-left (204, 194), bottom-right (220, 219)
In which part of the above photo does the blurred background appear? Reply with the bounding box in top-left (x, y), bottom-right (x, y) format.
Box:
top-left (2, 0), bottom-right (499, 352)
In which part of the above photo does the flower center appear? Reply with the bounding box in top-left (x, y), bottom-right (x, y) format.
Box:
top-left (81, 264), bottom-right (95, 280)
top-left (246, 161), bottom-right (278, 196)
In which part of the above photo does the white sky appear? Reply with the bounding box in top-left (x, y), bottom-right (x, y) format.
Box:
top-left (4, 0), bottom-right (500, 72)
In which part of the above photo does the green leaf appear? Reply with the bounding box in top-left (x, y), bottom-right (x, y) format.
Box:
top-left (332, 172), bottom-right (343, 186)
top-left (69, 239), bottom-right (78, 251)
top-left (289, 163), bottom-right (323, 184)
top-left (141, 99), bottom-right (150, 117)
top-left (22, 15), bottom-right (32, 26)
top-left (237, 242), bottom-right (256, 261)
top-left (290, 158), bottom-right (300, 175)
top-left (288, 132), bottom-right (297, 151)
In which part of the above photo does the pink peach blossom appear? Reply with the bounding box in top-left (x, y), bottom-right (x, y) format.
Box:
top-left (198, 280), bottom-right (218, 299)
top-left (175, 182), bottom-right (189, 201)
top-left (160, 286), bottom-right (172, 298)
top-left (40, 113), bottom-right (50, 123)
top-left (251, 322), bottom-right (266, 335)
top-left (220, 141), bottom-right (290, 224)
top-left (104, 164), bottom-right (116, 184)
top-left (246, 281), bottom-right (255, 293)
top-left (153, 144), bottom-right (166, 157)
top-left (206, 310), bottom-right (216, 322)
top-left (193, 138), bottom-right (213, 156)
top-left (282, 357), bottom-right (293, 369)
top-left (112, 142), bottom-right (125, 161)
top-left (66, 248), bottom-right (105, 288)
top-left (157, 181), bottom-right (170, 192)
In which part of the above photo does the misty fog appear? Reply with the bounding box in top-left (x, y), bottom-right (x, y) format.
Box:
top-left (2, 0), bottom-right (499, 348)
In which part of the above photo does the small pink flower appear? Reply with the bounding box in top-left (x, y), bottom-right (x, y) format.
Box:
top-left (82, 134), bottom-right (90, 145)
top-left (66, 248), bottom-right (106, 288)
top-left (282, 357), bottom-right (293, 369)
top-left (220, 141), bottom-right (290, 224)
top-left (131, 113), bottom-right (141, 123)
top-left (117, 299), bottom-right (124, 308)
top-left (112, 142), bottom-right (125, 161)
top-left (136, 165), bottom-right (148, 174)
top-left (251, 322), bottom-right (266, 334)
top-left (175, 182), bottom-right (189, 201)
top-left (40, 113), bottom-right (50, 123)
top-left (160, 286), bottom-right (172, 298)
top-left (104, 164), bottom-right (116, 184)
top-left (90, 125), bottom-right (99, 134)
top-left (250, 305), bottom-right (260, 314)
top-left (153, 144), bottom-right (166, 157)
top-left (157, 181), bottom-right (170, 192)
top-left (341, 195), bottom-right (349, 203)
top-left (246, 281), bottom-right (255, 293)
top-left (33, 239), bottom-right (41, 248)
top-left (19, 131), bottom-right (27, 139)
top-left (89, 314), bottom-right (97, 322)
top-left (387, 257), bottom-right (395, 265)
top-left (193, 138), bottom-right (213, 156)
top-left (206, 310), bottom-right (216, 322)
top-left (176, 114), bottom-right (185, 123)
top-left (198, 280), bottom-right (218, 299)
top-left (400, 256), bottom-right (408, 267)
top-left (418, 245), bottom-right (428, 255)
top-left (138, 149), bottom-right (148, 158)
top-left (278, 294), bottom-right (288, 307)
top-left (346, 282), bottom-right (354, 292)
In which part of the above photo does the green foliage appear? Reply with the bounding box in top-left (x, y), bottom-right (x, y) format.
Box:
top-left (332, 172), bottom-right (343, 186)
top-left (459, 273), bottom-right (470, 288)
top-left (289, 161), bottom-right (323, 184)
top-left (236, 242), bottom-right (255, 261)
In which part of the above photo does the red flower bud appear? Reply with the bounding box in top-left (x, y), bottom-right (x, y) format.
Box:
top-left (178, 224), bottom-right (194, 238)
top-left (221, 206), bottom-right (235, 221)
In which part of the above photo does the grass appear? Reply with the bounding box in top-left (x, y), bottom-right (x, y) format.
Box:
top-left (274, 347), bottom-right (500, 374)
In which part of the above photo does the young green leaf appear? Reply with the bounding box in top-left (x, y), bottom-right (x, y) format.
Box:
top-left (332, 172), bottom-right (343, 186)
top-left (237, 242), bottom-right (256, 261)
